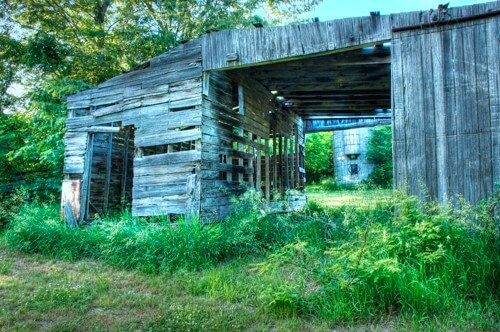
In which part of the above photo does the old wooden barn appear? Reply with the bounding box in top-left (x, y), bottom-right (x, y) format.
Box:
top-left (62, 1), bottom-right (499, 222)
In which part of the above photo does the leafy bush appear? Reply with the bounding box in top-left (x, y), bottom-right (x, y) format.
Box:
top-left (365, 125), bottom-right (393, 188)
top-left (256, 193), bottom-right (499, 321)
top-left (3, 190), bottom-right (331, 272)
top-left (4, 203), bottom-right (224, 273)
top-left (305, 132), bottom-right (333, 183)
top-left (3, 189), bottom-right (498, 324)
top-left (311, 178), bottom-right (356, 191)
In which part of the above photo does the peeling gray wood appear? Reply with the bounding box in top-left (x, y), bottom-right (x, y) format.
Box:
top-left (202, 2), bottom-right (498, 71)
top-left (392, 13), bottom-right (498, 204)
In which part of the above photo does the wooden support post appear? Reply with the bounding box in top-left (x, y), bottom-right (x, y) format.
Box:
top-left (227, 138), bottom-right (232, 183)
top-left (249, 132), bottom-right (254, 186)
top-left (295, 123), bottom-right (300, 188)
top-left (265, 138), bottom-right (270, 201)
top-left (272, 130), bottom-right (277, 193)
top-left (290, 129), bottom-right (295, 189)
top-left (301, 144), bottom-right (305, 187)
top-left (103, 132), bottom-right (114, 212)
top-left (256, 135), bottom-right (261, 191)
top-left (278, 134), bottom-right (283, 193)
top-left (120, 127), bottom-right (130, 211)
top-left (238, 129), bottom-right (244, 183)
top-left (284, 136), bottom-right (289, 190)
top-left (80, 134), bottom-right (94, 222)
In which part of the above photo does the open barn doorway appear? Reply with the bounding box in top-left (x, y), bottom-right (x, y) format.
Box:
top-left (240, 44), bottom-right (392, 196)
top-left (82, 124), bottom-right (135, 220)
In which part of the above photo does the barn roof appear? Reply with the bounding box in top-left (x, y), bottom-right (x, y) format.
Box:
top-left (68, 1), bottom-right (499, 120)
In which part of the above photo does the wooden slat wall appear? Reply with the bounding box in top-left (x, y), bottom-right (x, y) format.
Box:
top-left (63, 131), bottom-right (88, 174)
top-left (64, 40), bottom-right (203, 218)
top-left (200, 71), bottom-right (272, 220)
top-left (202, 2), bottom-right (499, 71)
top-left (200, 69), bottom-right (307, 221)
top-left (392, 15), bottom-right (499, 204)
top-left (270, 108), bottom-right (306, 193)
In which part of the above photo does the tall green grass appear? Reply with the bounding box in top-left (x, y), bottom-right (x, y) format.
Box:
top-left (255, 193), bottom-right (499, 321)
top-left (3, 190), bottom-right (498, 323)
top-left (3, 191), bottom-right (340, 272)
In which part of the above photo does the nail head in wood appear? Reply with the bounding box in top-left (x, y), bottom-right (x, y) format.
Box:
top-left (226, 52), bottom-right (239, 62)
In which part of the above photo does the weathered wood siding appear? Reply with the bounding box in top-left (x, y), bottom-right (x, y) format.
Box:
top-left (392, 13), bottom-right (499, 204)
top-left (64, 40), bottom-right (203, 218)
top-left (200, 70), bottom-right (306, 220)
top-left (200, 71), bottom-right (272, 220)
top-left (270, 106), bottom-right (305, 194)
top-left (202, 2), bottom-right (499, 71)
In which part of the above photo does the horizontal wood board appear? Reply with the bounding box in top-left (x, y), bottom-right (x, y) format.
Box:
top-left (202, 2), bottom-right (499, 71)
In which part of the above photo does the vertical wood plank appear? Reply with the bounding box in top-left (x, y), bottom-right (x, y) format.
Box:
top-left (487, 16), bottom-right (500, 192)
top-left (272, 129), bottom-right (277, 193)
top-left (295, 123), bottom-right (300, 188)
top-left (420, 27), bottom-right (437, 200)
top-left (80, 134), bottom-right (93, 222)
top-left (284, 136), bottom-right (289, 190)
top-left (103, 132), bottom-right (114, 212)
top-left (265, 138), bottom-right (270, 200)
top-left (120, 127), bottom-right (130, 211)
top-left (391, 35), bottom-right (406, 189)
top-left (256, 135), bottom-right (261, 191)
top-left (473, 22), bottom-right (492, 201)
top-left (431, 26), bottom-right (449, 203)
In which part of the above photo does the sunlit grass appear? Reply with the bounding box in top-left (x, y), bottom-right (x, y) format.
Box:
top-left (307, 188), bottom-right (394, 207)
top-left (1, 247), bottom-right (497, 331)
top-left (1, 190), bottom-right (498, 331)
top-left (0, 249), bottom-right (332, 331)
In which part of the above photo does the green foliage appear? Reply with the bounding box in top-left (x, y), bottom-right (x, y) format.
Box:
top-left (256, 193), bottom-right (499, 321)
top-left (0, 260), bottom-right (13, 275)
top-left (3, 190), bottom-right (332, 272)
top-left (24, 32), bottom-right (69, 74)
top-left (309, 177), bottom-right (356, 191)
top-left (2, 79), bottom-right (89, 198)
top-left (4, 203), bottom-right (221, 273)
top-left (365, 125), bottom-right (393, 188)
top-left (4, 188), bottom-right (499, 324)
top-left (305, 132), bottom-right (333, 183)
top-left (0, 114), bottom-right (26, 192)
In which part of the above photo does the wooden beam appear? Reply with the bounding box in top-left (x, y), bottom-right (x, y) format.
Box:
top-left (266, 82), bottom-right (391, 91)
top-left (71, 126), bottom-right (121, 133)
top-left (103, 132), bottom-right (113, 212)
top-left (284, 137), bottom-right (289, 190)
top-left (294, 124), bottom-right (300, 188)
top-left (305, 119), bottom-right (392, 133)
top-left (80, 134), bottom-right (93, 222)
top-left (265, 138), bottom-right (270, 201)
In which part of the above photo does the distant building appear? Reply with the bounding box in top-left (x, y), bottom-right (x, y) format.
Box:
top-left (333, 127), bottom-right (376, 184)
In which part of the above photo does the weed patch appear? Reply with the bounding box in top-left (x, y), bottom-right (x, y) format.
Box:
top-left (0, 260), bottom-right (13, 275)
top-left (2, 190), bottom-right (499, 328)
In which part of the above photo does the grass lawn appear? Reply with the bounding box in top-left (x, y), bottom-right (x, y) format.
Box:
top-left (307, 187), bottom-right (394, 208)
top-left (2, 248), bottom-right (497, 331)
top-left (1, 248), bottom-right (402, 331)
top-left (0, 191), bottom-right (498, 331)
top-left (0, 248), bottom-right (315, 331)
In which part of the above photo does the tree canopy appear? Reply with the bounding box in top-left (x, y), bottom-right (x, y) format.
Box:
top-left (305, 132), bottom-right (333, 183)
top-left (365, 125), bottom-right (393, 188)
